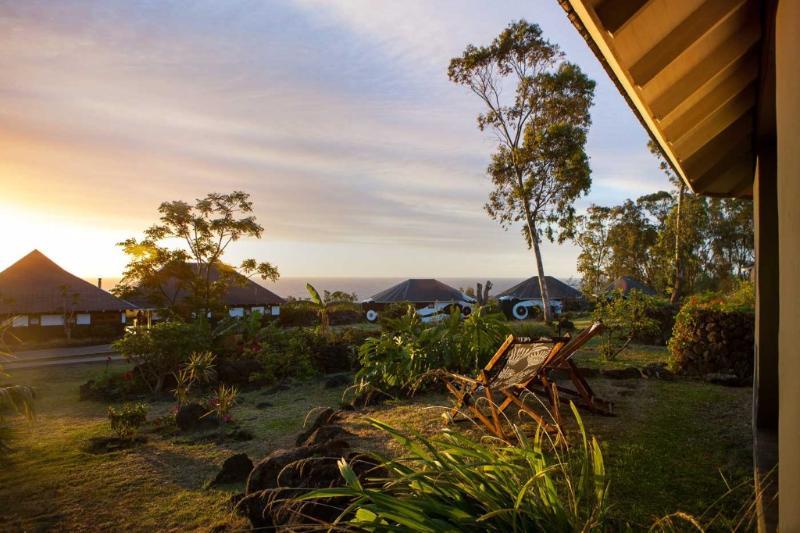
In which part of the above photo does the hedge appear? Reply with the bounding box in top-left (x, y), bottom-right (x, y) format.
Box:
top-left (669, 299), bottom-right (754, 379)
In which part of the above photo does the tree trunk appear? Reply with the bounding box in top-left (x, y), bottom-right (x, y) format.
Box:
top-left (483, 280), bottom-right (493, 304)
top-left (476, 282), bottom-right (484, 305)
top-left (670, 183), bottom-right (686, 305)
top-left (522, 211), bottom-right (552, 322)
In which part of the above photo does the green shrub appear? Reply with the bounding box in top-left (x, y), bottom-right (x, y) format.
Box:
top-left (278, 301), bottom-right (319, 327)
top-left (247, 324), bottom-right (316, 384)
top-left (113, 321), bottom-right (212, 394)
top-left (508, 321), bottom-right (555, 339)
top-left (379, 301), bottom-right (415, 323)
top-left (669, 288), bottom-right (754, 378)
top-left (593, 291), bottom-right (661, 360)
top-left (107, 402), bottom-right (148, 439)
top-left (301, 409), bottom-right (608, 531)
top-left (356, 306), bottom-right (509, 394)
top-left (80, 369), bottom-right (149, 401)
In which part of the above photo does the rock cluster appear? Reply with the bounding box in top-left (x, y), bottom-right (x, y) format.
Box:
top-left (669, 308), bottom-right (754, 380)
top-left (235, 408), bottom-right (378, 529)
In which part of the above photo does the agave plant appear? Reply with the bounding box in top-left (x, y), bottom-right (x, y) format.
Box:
top-left (300, 404), bottom-right (608, 531)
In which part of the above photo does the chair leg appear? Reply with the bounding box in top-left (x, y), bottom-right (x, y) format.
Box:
top-left (469, 403), bottom-right (504, 438)
top-left (502, 390), bottom-right (556, 433)
top-left (565, 360), bottom-right (613, 415)
top-left (484, 385), bottom-right (503, 437)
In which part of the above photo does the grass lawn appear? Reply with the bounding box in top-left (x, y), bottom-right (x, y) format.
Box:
top-left (1, 351), bottom-right (753, 530)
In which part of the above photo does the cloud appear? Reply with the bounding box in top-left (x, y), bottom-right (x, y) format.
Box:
top-left (0, 0), bottom-right (666, 279)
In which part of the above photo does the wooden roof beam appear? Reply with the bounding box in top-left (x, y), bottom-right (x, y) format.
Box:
top-left (691, 142), bottom-right (753, 190)
top-left (629, 0), bottom-right (747, 86)
top-left (650, 35), bottom-right (759, 119)
top-left (666, 81), bottom-right (757, 147)
top-left (672, 89), bottom-right (755, 160)
top-left (594, 0), bottom-right (650, 35)
top-left (682, 112), bottom-right (754, 177)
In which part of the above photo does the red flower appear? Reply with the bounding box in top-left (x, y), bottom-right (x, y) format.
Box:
top-left (122, 371), bottom-right (133, 381)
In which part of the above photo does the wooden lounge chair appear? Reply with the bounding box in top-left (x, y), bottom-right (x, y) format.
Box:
top-left (442, 322), bottom-right (611, 438)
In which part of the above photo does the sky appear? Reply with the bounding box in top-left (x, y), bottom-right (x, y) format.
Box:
top-left (0, 0), bottom-right (667, 280)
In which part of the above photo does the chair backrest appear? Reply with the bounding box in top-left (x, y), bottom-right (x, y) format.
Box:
top-left (546, 321), bottom-right (604, 368)
top-left (487, 339), bottom-right (561, 390)
top-left (482, 322), bottom-right (603, 391)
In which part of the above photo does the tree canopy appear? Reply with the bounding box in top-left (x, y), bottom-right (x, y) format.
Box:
top-left (449, 20), bottom-right (595, 320)
top-left (114, 191), bottom-right (279, 319)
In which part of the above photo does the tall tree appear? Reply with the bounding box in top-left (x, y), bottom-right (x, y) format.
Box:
top-left (707, 197), bottom-right (754, 288)
top-left (115, 191), bottom-right (279, 319)
top-left (574, 205), bottom-right (613, 295)
top-left (605, 200), bottom-right (658, 284)
top-left (449, 20), bottom-right (595, 321)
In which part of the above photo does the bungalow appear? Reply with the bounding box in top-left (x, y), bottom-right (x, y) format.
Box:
top-left (127, 262), bottom-right (285, 322)
top-left (557, 0), bottom-right (796, 527)
top-left (604, 276), bottom-right (657, 297)
top-left (0, 250), bottom-right (135, 341)
top-left (497, 276), bottom-right (584, 320)
top-left (361, 278), bottom-right (476, 323)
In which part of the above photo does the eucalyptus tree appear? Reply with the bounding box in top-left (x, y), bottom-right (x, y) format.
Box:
top-left (115, 191), bottom-right (279, 319)
top-left (574, 205), bottom-right (613, 295)
top-left (449, 20), bottom-right (595, 321)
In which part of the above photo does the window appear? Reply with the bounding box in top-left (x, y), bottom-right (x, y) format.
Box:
top-left (251, 306), bottom-right (265, 315)
top-left (41, 314), bottom-right (65, 326)
top-left (229, 307), bottom-right (244, 318)
top-left (12, 315), bottom-right (29, 328)
top-left (76, 313), bottom-right (91, 325)
top-left (271, 306), bottom-right (280, 316)
top-left (121, 313), bottom-right (126, 324)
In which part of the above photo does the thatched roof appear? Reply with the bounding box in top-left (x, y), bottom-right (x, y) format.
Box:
top-left (365, 279), bottom-right (475, 304)
top-left (604, 276), bottom-right (656, 296)
top-left (497, 276), bottom-right (583, 300)
top-left (128, 262), bottom-right (284, 309)
top-left (0, 250), bottom-right (135, 314)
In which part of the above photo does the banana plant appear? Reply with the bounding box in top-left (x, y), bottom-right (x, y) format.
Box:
top-left (306, 283), bottom-right (330, 334)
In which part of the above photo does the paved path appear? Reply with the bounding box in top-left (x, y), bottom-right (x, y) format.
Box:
top-left (4, 344), bottom-right (123, 369)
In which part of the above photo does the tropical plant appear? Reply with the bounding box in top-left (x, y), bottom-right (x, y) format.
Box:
top-left (356, 306), bottom-right (509, 394)
top-left (172, 351), bottom-right (217, 407)
top-left (113, 321), bottom-right (212, 394)
top-left (300, 406), bottom-right (608, 531)
top-left (205, 384), bottom-right (238, 434)
top-left (449, 20), bottom-right (595, 322)
top-left (107, 402), bottom-right (148, 439)
top-left (306, 283), bottom-right (330, 334)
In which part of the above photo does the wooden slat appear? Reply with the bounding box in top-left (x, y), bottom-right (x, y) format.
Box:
top-left (649, 26), bottom-right (759, 118)
top-left (594, 0), bottom-right (650, 34)
top-left (663, 77), bottom-right (757, 141)
top-left (692, 147), bottom-right (754, 191)
top-left (671, 85), bottom-right (756, 159)
top-left (682, 111), bottom-right (753, 178)
top-left (630, 0), bottom-right (745, 86)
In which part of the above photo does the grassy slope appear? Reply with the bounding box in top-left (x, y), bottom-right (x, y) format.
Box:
top-left (0, 362), bottom-right (348, 531)
top-left (1, 349), bottom-right (753, 530)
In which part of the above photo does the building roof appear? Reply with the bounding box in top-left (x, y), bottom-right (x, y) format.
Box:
top-left (128, 262), bottom-right (285, 309)
top-left (364, 279), bottom-right (475, 304)
top-left (0, 250), bottom-right (136, 314)
top-left (604, 276), bottom-right (657, 296)
top-left (558, 0), bottom-right (765, 198)
top-left (497, 276), bottom-right (583, 300)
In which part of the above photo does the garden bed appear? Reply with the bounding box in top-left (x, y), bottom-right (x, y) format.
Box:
top-left (0, 355), bottom-right (753, 530)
